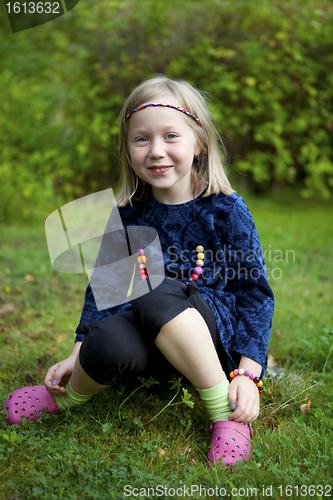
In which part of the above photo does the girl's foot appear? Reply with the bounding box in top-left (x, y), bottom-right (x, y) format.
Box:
top-left (3, 385), bottom-right (60, 425)
top-left (207, 420), bottom-right (252, 467)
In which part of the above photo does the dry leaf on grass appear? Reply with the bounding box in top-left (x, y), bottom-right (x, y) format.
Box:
top-left (57, 334), bottom-right (67, 343)
top-left (0, 304), bottom-right (15, 318)
top-left (300, 400), bottom-right (311, 414)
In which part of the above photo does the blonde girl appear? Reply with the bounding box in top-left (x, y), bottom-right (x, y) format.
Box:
top-left (4, 75), bottom-right (274, 467)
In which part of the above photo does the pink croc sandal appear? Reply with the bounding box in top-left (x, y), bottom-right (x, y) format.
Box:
top-left (3, 385), bottom-right (60, 425)
top-left (207, 420), bottom-right (252, 467)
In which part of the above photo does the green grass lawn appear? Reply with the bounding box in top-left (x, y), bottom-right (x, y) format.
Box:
top-left (0, 191), bottom-right (333, 500)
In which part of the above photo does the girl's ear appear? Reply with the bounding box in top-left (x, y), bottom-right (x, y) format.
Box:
top-left (194, 141), bottom-right (202, 156)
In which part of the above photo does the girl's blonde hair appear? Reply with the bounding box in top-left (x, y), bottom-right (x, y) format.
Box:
top-left (116, 75), bottom-right (234, 206)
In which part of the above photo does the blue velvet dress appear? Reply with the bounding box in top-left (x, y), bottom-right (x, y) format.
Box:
top-left (75, 189), bottom-right (274, 376)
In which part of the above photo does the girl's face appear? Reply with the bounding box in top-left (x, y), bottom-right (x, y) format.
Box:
top-left (127, 97), bottom-right (201, 204)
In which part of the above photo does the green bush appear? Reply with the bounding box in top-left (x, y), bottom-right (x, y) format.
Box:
top-left (0, 0), bottom-right (332, 222)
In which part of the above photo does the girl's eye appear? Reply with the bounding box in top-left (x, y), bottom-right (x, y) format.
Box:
top-left (136, 137), bottom-right (148, 143)
top-left (166, 133), bottom-right (177, 140)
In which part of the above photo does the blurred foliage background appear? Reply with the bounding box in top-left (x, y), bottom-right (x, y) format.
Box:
top-left (0, 0), bottom-right (332, 223)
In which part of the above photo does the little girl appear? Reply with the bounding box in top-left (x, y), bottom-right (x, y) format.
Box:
top-left (3, 75), bottom-right (274, 467)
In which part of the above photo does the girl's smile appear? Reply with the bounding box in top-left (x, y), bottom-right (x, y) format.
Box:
top-left (127, 99), bottom-right (201, 204)
top-left (148, 165), bottom-right (173, 174)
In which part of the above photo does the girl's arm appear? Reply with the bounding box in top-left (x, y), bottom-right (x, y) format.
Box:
top-left (44, 341), bottom-right (82, 395)
top-left (222, 195), bottom-right (274, 376)
top-left (228, 355), bottom-right (262, 423)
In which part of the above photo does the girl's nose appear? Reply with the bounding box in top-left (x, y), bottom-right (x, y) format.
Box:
top-left (149, 139), bottom-right (166, 159)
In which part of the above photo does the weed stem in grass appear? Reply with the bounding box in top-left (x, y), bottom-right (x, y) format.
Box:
top-left (147, 382), bottom-right (181, 422)
top-left (71, 424), bottom-right (86, 433)
top-left (270, 383), bottom-right (318, 415)
top-left (118, 377), bottom-right (160, 420)
top-left (118, 383), bottom-right (145, 420)
top-left (323, 344), bottom-right (332, 372)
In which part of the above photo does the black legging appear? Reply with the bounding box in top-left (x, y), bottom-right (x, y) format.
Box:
top-left (79, 277), bottom-right (229, 386)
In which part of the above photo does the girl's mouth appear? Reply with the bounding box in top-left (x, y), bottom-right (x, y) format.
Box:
top-left (149, 166), bottom-right (172, 174)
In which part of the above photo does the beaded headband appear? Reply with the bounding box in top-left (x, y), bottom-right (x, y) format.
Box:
top-left (125, 103), bottom-right (202, 127)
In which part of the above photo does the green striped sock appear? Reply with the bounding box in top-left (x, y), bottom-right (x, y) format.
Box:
top-left (56, 380), bottom-right (93, 411)
top-left (196, 377), bottom-right (230, 422)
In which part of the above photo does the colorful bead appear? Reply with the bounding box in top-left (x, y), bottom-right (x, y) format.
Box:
top-left (138, 255), bottom-right (146, 264)
top-left (138, 249), bottom-right (145, 255)
top-left (139, 269), bottom-right (146, 275)
top-left (182, 244), bottom-right (204, 284)
top-left (140, 274), bottom-right (147, 280)
top-left (183, 243), bottom-right (205, 285)
top-left (139, 264), bottom-right (146, 270)
top-left (125, 103), bottom-right (202, 127)
top-left (229, 369), bottom-right (264, 394)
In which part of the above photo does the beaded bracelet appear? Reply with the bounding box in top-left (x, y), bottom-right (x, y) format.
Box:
top-left (229, 369), bottom-right (264, 394)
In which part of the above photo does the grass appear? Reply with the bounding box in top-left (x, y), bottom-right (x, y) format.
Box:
top-left (0, 190), bottom-right (333, 500)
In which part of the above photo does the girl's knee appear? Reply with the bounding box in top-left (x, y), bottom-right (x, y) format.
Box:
top-left (80, 325), bottom-right (134, 375)
top-left (79, 316), bottom-right (152, 383)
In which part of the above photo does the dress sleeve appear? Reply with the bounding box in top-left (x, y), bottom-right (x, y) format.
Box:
top-left (224, 196), bottom-right (275, 373)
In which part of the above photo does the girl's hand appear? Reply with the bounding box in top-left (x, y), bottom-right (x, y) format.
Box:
top-left (228, 375), bottom-right (260, 423)
top-left (44, 356), bottom-right (76, 396)
top-left (44, 341), bottom-right (82, 396)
